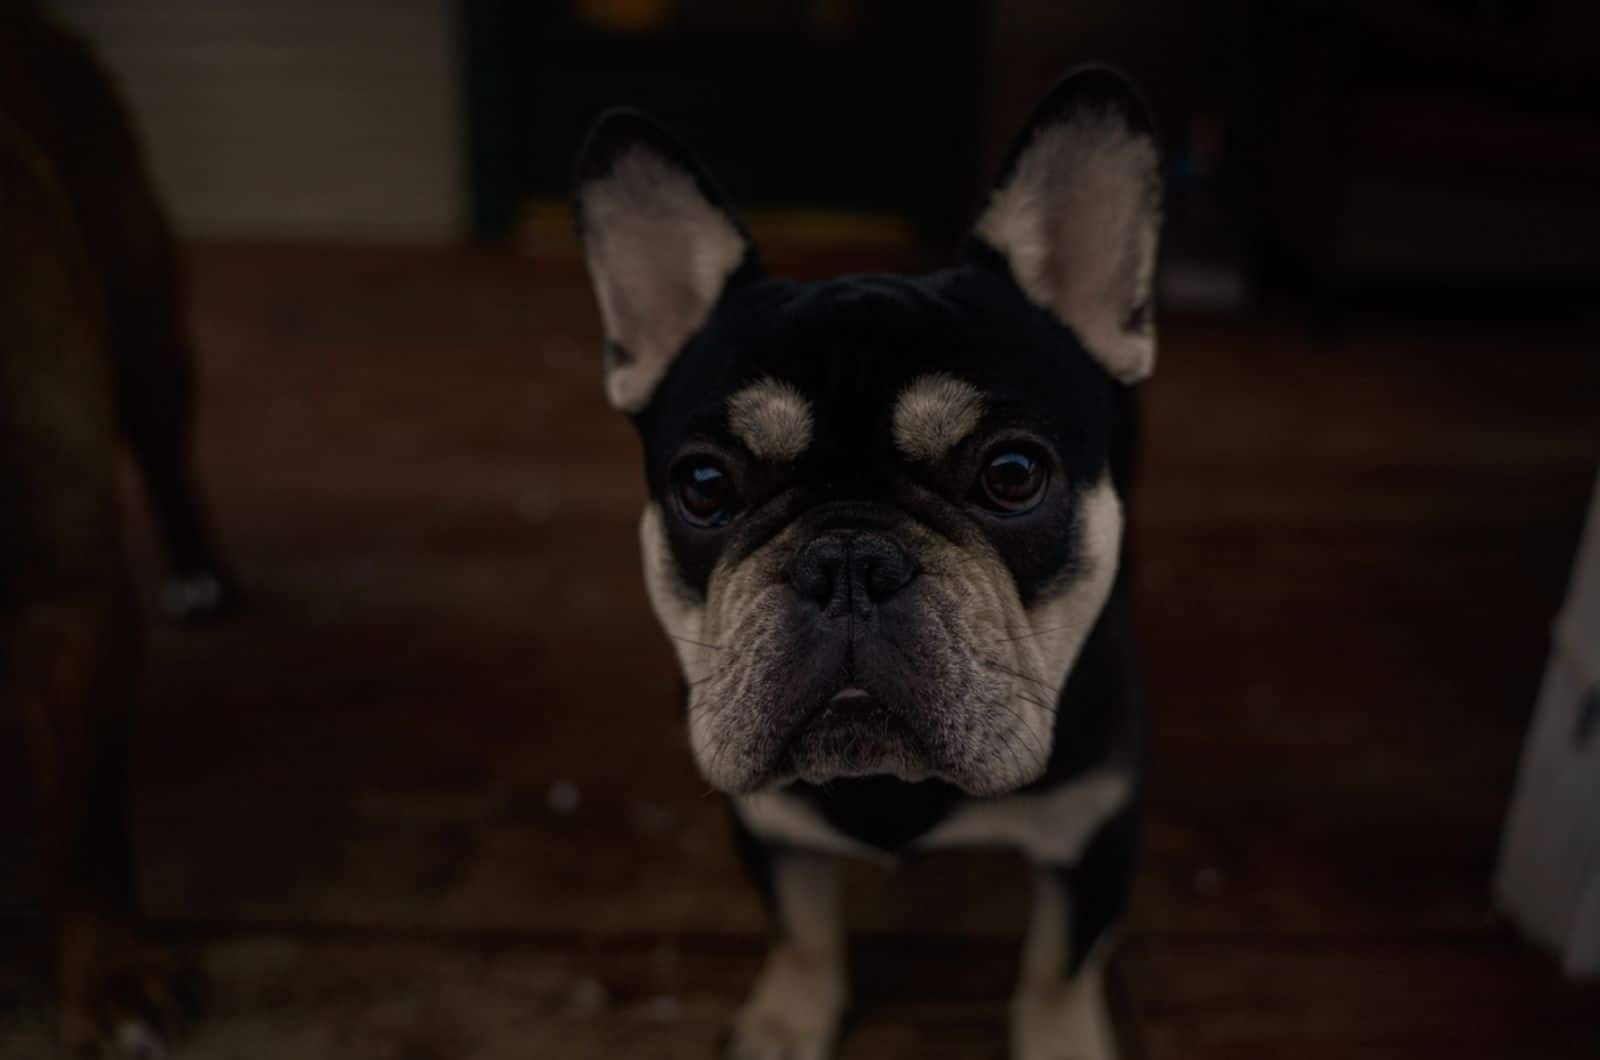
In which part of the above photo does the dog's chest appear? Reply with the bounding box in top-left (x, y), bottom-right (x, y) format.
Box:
top-left (734, 768), bottom-right (1132, 866)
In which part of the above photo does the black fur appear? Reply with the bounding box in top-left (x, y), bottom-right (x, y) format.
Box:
top-left (638, 258), bottom-right (1119, 606)
top-left (1059, 801), bottom-right (1141, 976)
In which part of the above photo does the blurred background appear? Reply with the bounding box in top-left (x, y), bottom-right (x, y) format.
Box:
top-left (1, 0), bottom-right (1597, 1056)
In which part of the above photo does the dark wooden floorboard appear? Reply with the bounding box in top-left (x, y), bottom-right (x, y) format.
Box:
top-left (1, 244), bottom-right (1596, 1056)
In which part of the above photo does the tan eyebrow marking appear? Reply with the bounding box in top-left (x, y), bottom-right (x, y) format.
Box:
top-left (727, 377), bottom-right (813, 462)
top-left (892, 373), bottom-right (986, 462)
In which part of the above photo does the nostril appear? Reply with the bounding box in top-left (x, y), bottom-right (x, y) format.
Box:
top-left (862, 558), bottom-right (909, 601)
top-left (790, 537), bottom-right (847, 608)
top-left (853, 535), bottom-right (918, 602)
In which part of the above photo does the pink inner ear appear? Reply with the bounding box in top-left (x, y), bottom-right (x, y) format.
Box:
top-left (578, 146), bottom-right (748, 412)
top-left (974, 109), bottom-right (1162, 385)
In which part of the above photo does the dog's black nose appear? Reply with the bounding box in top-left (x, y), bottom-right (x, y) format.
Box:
top-left (790, 532), bottom-right (917, 614)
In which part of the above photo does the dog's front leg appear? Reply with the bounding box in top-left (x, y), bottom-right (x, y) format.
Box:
top-left (1011, 804), bottom-right (1137, 1060)
top-left (727, 837), bottom-right (848, 1060)
top-left (1011, 868), bottom-right (1119, 1060)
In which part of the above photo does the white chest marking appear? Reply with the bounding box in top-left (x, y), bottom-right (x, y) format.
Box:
top-left (916, 769), bottom-right (1133, 864)
top-left (733, 770), bottom-right (1132, 867)
top-left (733, 790), bottom-right (891, 864)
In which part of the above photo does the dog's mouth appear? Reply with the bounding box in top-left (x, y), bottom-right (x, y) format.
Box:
top-left (767, 685), bottom-right (935, 786)
top-left (681, 550), bottom-right (1070, 797)
top-left (827, 687), bottom-right (875, 709)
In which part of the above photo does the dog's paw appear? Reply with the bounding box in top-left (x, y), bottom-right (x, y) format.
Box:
top-left (57, 918), bottom-right (198, 1058)
top-left (1010, 974), bottom-right (1118, 1060)
top-left (160, 572), bottom-right (239, 625)
top-left (725, 945), bottom-right (845, 1060)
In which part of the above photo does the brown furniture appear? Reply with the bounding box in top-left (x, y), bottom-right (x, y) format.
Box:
top-left (1257, 1), bottom-right (1600, 291)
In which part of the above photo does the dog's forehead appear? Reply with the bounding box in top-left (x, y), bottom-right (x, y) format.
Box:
top-left (645, 262), bottom-right (1106, 468)
top-left (753, 275), bottom-right (972, 448)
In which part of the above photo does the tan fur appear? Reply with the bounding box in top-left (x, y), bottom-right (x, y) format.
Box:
top-left (728, 377), bottom-right (814, 462)
top-left (1018, 477), bottom-right (1124, 697)
top-left (638, 503), bottom-right (711, 678)
top-left (639, 474), bottom-right (1123, 797)
top-left (892, 373), bottom-right (985, 463)
top-left (975, 109), bottom-right (1161, 384)
top-left (696, 509), bottom-right (1026, 792)
top-left (579, 145), bottom-right (746, 412)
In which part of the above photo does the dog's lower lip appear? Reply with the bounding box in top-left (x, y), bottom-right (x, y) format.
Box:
top-left (829, 687), bottom-right (874, 706)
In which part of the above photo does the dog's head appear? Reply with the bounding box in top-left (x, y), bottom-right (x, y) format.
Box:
top-left (575, 69), bottom-right (1161, 796)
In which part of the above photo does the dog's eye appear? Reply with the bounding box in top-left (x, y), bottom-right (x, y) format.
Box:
top-left (975, 447), bottom-right (1048, 514)
top-left (673, 459), bottom-right (741, 528)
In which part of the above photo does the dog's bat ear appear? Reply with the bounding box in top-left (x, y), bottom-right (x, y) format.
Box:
top-left (573, 110), bottom-right (758, 413)
top-left (971, 67), bottom-right (1163, 384)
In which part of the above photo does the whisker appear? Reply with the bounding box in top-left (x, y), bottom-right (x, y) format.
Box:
top-left (686, 664), bottom-right (731, 689)
top-left (665, 633), bottom-right (734, 653)
top-left (970, 679), bottom-right (1052, 768)
top-left (983, 655), bottom-right (1059, 696)
top-left (989, 624), bottom-right (1079, 645)
top-left (708, 723), bottom-right (740, 778)
top-left (996, 723), bottom-right (1029, 786)
top-left (1012, 689), bottom-right (1059, 722)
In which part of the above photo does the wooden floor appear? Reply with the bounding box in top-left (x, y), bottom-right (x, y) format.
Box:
top-left (2, 244), bottom-right (1597, 1058)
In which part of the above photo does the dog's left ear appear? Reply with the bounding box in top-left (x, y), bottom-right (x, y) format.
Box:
top-left (574, 110), bottom-right (755, 412)
top-left (972, 67), bottom-right (1163, 383)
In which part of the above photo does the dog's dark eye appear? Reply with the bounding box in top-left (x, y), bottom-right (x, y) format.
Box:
top-left (975, 447), bottom-right (1048, 514)
top-left (674, 459), bottom-right (741, 528)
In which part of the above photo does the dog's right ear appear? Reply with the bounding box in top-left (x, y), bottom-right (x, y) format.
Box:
top-left (972, 67), bottom-right (1162, 384)
top-left (574, 110), bottom-right (756, 413)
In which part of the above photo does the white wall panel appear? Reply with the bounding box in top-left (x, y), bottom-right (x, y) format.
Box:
top-left (52, 1), bottom-right (464, 240)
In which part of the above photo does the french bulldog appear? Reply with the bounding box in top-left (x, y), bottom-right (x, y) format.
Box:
top-left (574, 67), bottom-right (1159, 1060)
top-left (2, 11), bottom-right (229, 1056)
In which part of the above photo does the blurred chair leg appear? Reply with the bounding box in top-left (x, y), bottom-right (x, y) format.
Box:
top-left (5, 594), bottom-right (187, 1057)
top-left (109, 244), bottom-right (239, 623)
